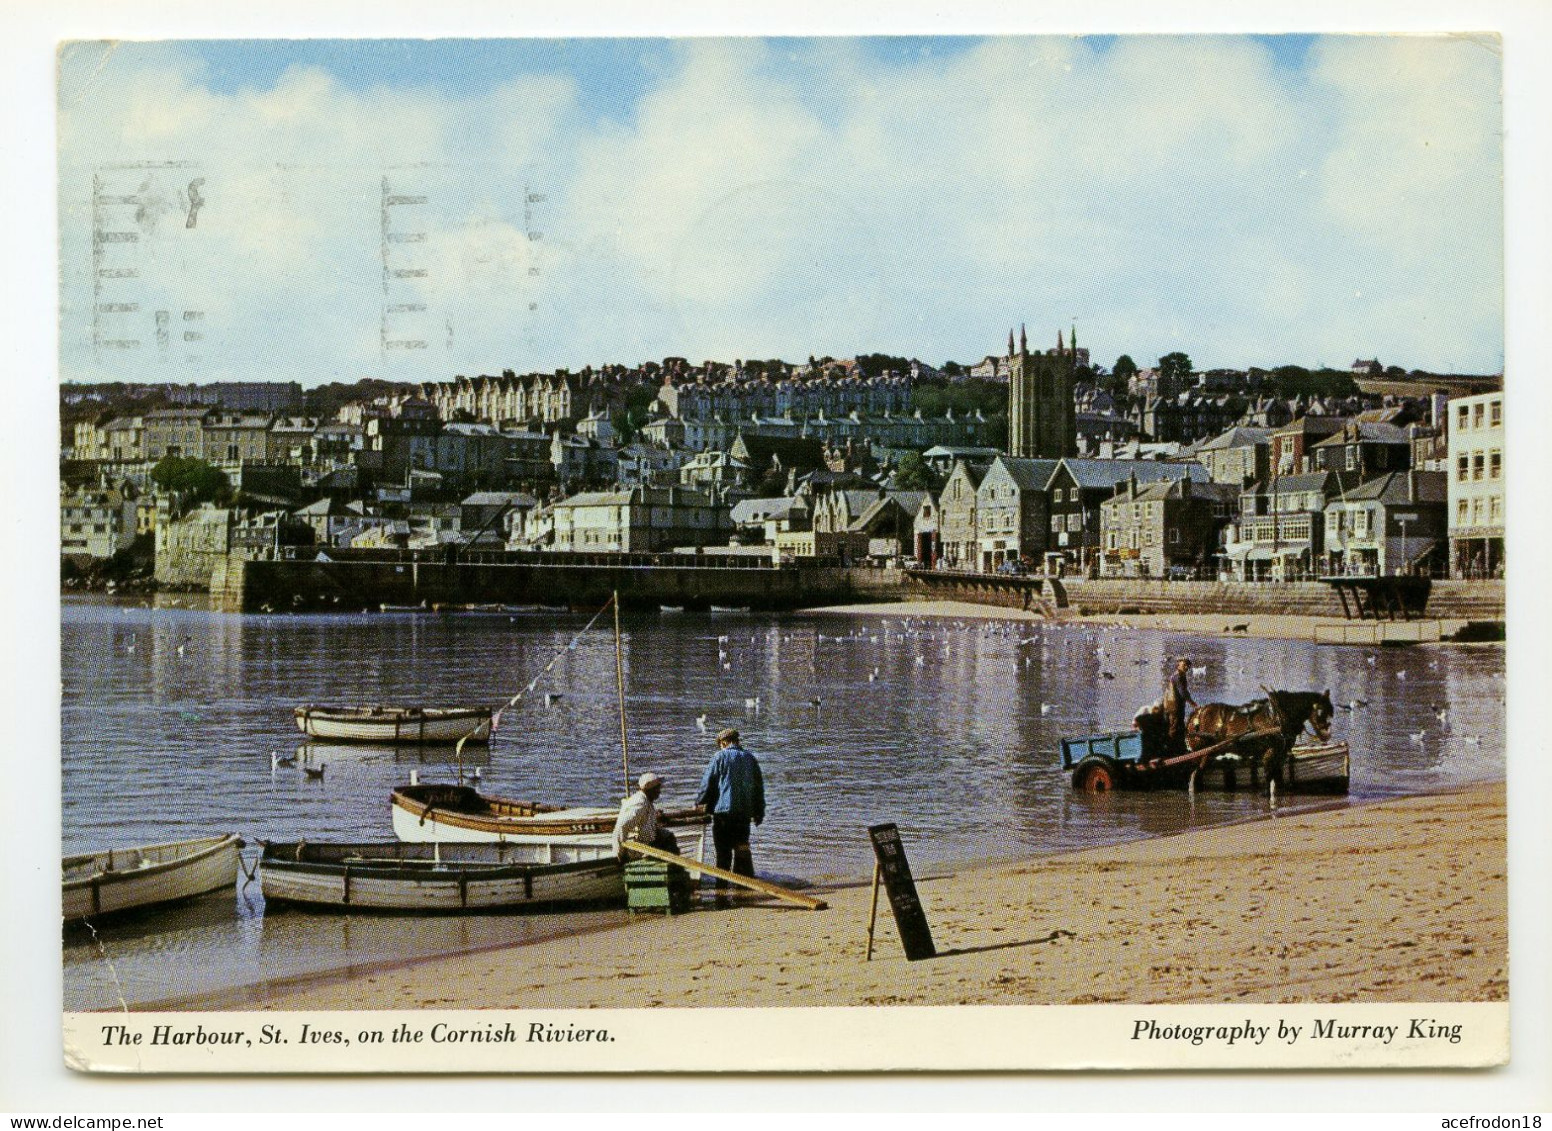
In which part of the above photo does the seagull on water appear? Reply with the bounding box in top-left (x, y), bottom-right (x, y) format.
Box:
top-left (1463, 735), bottom-right (1482, 746)
top-left (1408, 730), bottom-right (1426, 744)
top-left (271, 750), bottom-right (297, 770)
top-left (696, 714), bottom-right (708, 731)
top-left (545, 692), bottom-right (562, 706)
top-left (304, 763), bottom-right (327, 779)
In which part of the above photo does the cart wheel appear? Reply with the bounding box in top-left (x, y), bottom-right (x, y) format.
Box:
top-left (1073, 758), bottom-right (1117, 793)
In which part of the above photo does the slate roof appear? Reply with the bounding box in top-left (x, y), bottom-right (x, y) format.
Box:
top-left (1058, 458), bottom-right (1211, 491)
top-left (991, 456), bottom-right (1060, 491)
top-left (1197, 426), bottom-right (1272, 451)
top-left (1341, 471), bottom-right (1447, 504)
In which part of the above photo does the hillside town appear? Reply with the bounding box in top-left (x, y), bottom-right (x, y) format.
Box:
top-left (60, 330), bottom-right (1504, 592)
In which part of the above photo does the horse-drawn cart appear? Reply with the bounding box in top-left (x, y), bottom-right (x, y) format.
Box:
top-left (1061, 729), bottom-right (1349, 794)
top-left (1061, 689), bottom-right (1349, 795)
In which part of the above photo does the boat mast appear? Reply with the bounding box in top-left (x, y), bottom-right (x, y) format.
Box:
top-left (612, 590), bottom-right (631, 797)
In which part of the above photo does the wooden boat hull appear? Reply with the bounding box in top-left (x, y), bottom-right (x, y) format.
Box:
top-left (295, 706), bottom-right (493, 744)
top-left (63, 834), bottom-right (241, 924)
top-left (259, 841), bottom-right (625, 913)
top-left (390, 784), bottom-right (709, 859)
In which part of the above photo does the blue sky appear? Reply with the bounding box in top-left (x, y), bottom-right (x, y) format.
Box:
top-left (57, 35), bottom-right (1502, 385)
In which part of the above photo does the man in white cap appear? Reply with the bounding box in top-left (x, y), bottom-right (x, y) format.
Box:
top-left (612, 771), bottom-right (679, 861)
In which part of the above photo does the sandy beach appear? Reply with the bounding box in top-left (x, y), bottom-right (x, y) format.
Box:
top-left (246, 783), bottom-right (1506, 1011)
top-left (807, 598), bottom-right (1477, 644)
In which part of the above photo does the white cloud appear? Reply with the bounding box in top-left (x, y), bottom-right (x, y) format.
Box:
top-left (57, 35), bottom-right (1503, 384)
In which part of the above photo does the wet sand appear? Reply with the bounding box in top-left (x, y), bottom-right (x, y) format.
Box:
top-left (244, 783), bottom-right (1506, 1010)
top-left (809, 599), bottom-right (1473, 643)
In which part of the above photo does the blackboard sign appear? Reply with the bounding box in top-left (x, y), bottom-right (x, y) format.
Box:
top-left (867, 822), bottom-right (936, 961)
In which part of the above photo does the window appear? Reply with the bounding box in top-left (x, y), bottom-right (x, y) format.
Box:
top-left (1050, 515), bottom-right (1061, 533)
top-left (1053, 488), bottom-right (1063, 503)
top-left (1457, 455), bottom-right (1470, 482)
top-left (1490, 450), bottom-right (1501, 478)
top-left (1472, 454), bottom-right (1485, 481)
top-left (1457, 499), bottom-right (1469, 524)
top-left (1490, 400), bottom-right (1502, 427)
top-left (1471, 498), bottom-right (1482, 523)
top-left (1490, 496), bottom-right (1502, 523)
top-left (1457, 404), bottom-right (1469, 431)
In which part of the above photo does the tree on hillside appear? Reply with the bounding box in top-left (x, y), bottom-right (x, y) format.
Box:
top-left (892, 450), bottom-right (936, 491)
top-left (1158, 352), bottom-right (1193, 390)
top-left (150, 456), bottom-right (231, 506)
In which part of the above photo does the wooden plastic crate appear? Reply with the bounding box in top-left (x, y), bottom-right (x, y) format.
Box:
top-left (624, 859), bottom-right (694, 915)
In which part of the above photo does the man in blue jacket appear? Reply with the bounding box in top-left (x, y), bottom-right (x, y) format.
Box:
top-left (697, 728), bottom-right (766, 884)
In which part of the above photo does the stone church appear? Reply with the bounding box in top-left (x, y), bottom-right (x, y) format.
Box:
top-left (1006, 324), bottom-right (1078, 459)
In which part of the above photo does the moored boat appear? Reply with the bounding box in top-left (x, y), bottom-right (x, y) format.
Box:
top-left (295, 704), bottom-right (494, 744)
top-left (259, 840), bottom-right (624, 913)
top-left (63, 834), bottom-right (242, 924)
top-left (390, 783), bottom-right (709, 859)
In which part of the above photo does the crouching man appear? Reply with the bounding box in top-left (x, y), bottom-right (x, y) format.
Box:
top-left (612, 771), bottom-right (680, 861)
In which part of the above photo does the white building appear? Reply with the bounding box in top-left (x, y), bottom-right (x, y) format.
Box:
top-left (1446, 391), bottom-right (1504, 578)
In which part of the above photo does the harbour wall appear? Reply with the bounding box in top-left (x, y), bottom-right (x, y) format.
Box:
top-left (912, 573), bottom-right (1505, 623)
top-left (210, 553), bottom-right (919, 613)
top-left (207, 552), bottom-right (1504, 624)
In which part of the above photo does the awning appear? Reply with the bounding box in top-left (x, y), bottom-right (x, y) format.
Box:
top-left (1273, 542), bottom-right (1311, 558)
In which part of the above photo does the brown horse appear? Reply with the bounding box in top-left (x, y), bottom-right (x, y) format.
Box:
top-left (1184, 689), bottom-right (1335, 771)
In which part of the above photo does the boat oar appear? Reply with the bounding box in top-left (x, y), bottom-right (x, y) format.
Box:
top-left (622, 840), bottom-right (827, 911)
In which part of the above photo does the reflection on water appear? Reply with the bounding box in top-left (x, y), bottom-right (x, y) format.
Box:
top-left (62, 598), bottom-right (1505, 1009)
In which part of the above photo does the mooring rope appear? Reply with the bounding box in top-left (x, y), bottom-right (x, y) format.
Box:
top-left (491, 597), bottom-right (617, 729)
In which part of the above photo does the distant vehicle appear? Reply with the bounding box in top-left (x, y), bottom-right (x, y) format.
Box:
top-left (996, 560), bottom-right (1025, 576)
top-left (1165, 565), bottom-right (1195, 581)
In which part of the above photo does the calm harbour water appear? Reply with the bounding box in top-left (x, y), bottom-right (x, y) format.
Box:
top-left (62, 595), bottom-right (1505, 1010)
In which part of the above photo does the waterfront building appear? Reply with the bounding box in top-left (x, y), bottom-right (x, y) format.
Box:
top-left (1323, 470), bottom-right (1447, 577)
top-left (936, 459), bottom-right (993, 570)
top-left (1308, 420), bottom-right (1414, 477)
top-left (974, 455), bottom-right (1059, 573)
top-left (459, 491), bottom-right (539, 546)
top-left (1446, 391), bottom-right (1504, 578)
top-left (153, 503), bottom-right (233, 587)
top-left (1006, 325), bottom-right (1077, 460)
top-left (60, 479), bottom-right (140, 561)
top-left (911, 494), bottom-right (939, 567)
top-left (293, 497), bottom-right (391, 548)
top-left (1099, 475), bottom-right (1237, 579)
top-left (1221, 471), bottom-right (1354, 581)
top-left (1044, 458), bottom-right (1209, 575)
top-left (1195, 426), bottom-right (1272, 486)
top-left (730, 496), bottom-right (811, 544)
top-left (547, 486), bottom-right (730, 553)
top-left (1270, 415), bottom-right (1347, 476)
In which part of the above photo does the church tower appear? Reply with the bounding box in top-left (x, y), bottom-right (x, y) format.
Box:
top-left (1006, 324), bottom-right (1077, 458)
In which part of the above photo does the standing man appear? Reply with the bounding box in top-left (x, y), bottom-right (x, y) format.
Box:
top-left (697, 728), bottom-right (765, 884)
top-left (1163, 657), bottom-right (1197, 754)
top-left (612, 772), bottom-right (679, 860)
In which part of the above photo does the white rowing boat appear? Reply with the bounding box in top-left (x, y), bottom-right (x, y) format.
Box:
top-left (390, 783), bottom-right (708, 860)
top-left (63, 834), bottom-right (241, 924)
top-left (259, 840), bottom-right (624, 913)
top-left (295, 705), bottom-right (494, 744)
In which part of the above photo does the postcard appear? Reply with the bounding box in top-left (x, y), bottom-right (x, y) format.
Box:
top-left (51, 29), bottom-right (1519, 1079)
